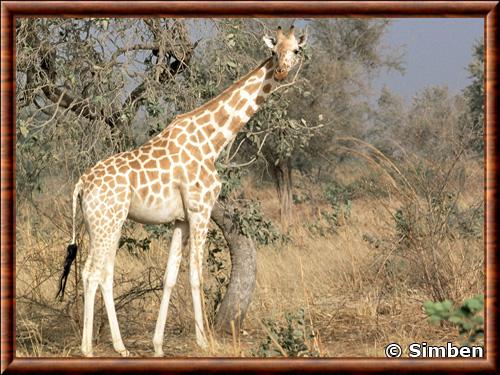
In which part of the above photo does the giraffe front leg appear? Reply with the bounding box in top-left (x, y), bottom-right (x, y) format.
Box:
top-left (152, 221), bottom-right (188, 357)
top-left (188, 210), bottom-right (210, 350)
top-left (100, 265), bottom-right (129, 357)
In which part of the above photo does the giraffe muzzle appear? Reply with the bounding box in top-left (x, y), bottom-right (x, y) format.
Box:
top-left (274, 67), bottom-right (288, 81)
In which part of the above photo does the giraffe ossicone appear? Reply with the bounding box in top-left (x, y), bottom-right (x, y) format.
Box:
top-left (56, 26), bottom-right (306, 357)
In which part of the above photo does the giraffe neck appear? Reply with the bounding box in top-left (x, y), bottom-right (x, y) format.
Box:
top-left (172, 56), bottom-right (280, 159)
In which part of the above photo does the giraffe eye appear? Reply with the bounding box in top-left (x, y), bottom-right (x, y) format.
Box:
top-left (293, 49), bottom-right (300, 54)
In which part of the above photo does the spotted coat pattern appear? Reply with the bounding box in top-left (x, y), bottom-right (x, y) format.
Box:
top-left (71, 26), bottom-right (305, 358)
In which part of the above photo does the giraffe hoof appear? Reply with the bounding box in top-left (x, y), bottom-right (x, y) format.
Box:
top-left (119, 349), bottom-right (130, 357)
top-left (196, 337), bottom-right (208, 350)
top-left (154, 350), bottom-right (164, 357)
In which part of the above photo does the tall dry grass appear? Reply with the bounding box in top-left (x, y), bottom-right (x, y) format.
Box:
top-left (16, 146), bottom-right (484, 357)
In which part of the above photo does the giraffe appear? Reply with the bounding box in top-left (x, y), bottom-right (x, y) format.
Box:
top-left (56, 25), bottom-right (306, 357)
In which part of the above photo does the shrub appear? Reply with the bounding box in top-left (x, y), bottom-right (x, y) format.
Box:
top-left (423, 295), bottom-right (484, 345)
top-left (255, 308), bottom-right (319, 357)
top-left (233, 201), bottom-right (282, 245)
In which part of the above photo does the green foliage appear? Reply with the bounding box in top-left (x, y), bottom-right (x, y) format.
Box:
top-left (255, 309), bottom-right (318, 357)
top-left (394, 208), bottom-right (410, 241)
top-left (119, 223), bottom-right (173, 255)
top-left (234, 202), bottom-right (282, 245)
top-left (204, 228), bottom-right (229, 319)
top-left (322, 182), bottom-right (352, 228)
top-left (119, 236), bottom-right (151, 255)
top-left (423, 295), bottom-right (484, 345)
top-left (216, 162), bottom-right (244, 201)
top-left (460, 41), bottom-right (484, 154)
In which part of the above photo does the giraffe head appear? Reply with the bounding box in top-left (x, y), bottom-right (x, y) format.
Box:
top-left (263, 25), bottom-right (307, 81)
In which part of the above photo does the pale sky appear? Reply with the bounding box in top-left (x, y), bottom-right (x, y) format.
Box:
top-left (375, 18), bottom-right (484, 102)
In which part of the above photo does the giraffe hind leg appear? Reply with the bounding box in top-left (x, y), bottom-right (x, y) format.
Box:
top-left (81, 220), bottom-right (128, 357)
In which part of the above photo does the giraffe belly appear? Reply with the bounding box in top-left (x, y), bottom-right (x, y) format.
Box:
top-left (127, 190), bottom-right (185, 225)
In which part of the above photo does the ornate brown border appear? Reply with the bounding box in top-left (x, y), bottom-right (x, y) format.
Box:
top-left (1, 1), bottom-right (498, 374)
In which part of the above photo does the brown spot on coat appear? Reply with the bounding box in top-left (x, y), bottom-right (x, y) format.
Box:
top-left (214, 106), bottom-right (229, 124)
top-left (178, 134), bottom-right (187, 144)
top-left (180, 149), bottom-right (190, 162)
top-left (152, 182), bottom-right (161, 194)
top-left (130, 171), bottom-right (138, 187)
top-left (186, 160), bottom-right (199, 176)
top-left (228, 117), bottom-right (242, 133)
top-left (245, 106), bottom-right (254, 118)
top-left (106, 165), bottom-right (117, 175)
top-left (228, 92), bottom-right (240, 108)
top-left (199, 165), bottom-right (209, 183)
top-left (149, 170), bottom-right (159, 182)
top-left (129, 159), bottom-right (140, 170)
top-left (202, 123), bottom-right (217, 138)
top-left (235, 99), bottom-right (247, 111)
top-left (170, 127), bottom-right (181, 139)
top-left (116, 175), bottom-right (126, 186)
top-left (255, 96), bottom-right (265, 105)
top-left (263, 83), bottom-right (272, 93)
top-left (152, 149), bottom-right (164, 158)
top-left (168, 142), bottom-right (180, 154)
top-left (196, 113), bottom-right (211, 125)
top-left (190, 146), bottom-right (202, 161)
top-left (189, 134), bottom-right (198, 144)
top-left (118, 164), bottom-right (129, 174)
top-left (196, 129), bottom-right (207, 143)
top-left (159, 157), bottom-right (170, 170)
top-left (173, 166), bottom-right (185, 180)
top-left (245, 82), bottom-right (261, 94)
top-left (202, 142), bottom-right (212, 155)
top-left (161, 172), bottom-right (170, 184)
top-left (212, 133), bottom-right (226, 149)
top-left (144, 159), bottom-right (157, 169)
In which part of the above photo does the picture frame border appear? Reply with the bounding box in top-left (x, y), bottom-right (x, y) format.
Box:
top-left (1, 1), bottom-right (498, 373)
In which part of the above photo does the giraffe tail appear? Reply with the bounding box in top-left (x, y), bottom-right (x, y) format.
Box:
top-left (56, 179), bottom-right (83, 301)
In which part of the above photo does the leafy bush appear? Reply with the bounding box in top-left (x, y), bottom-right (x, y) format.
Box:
top-left (322, 182), bottom-right (352, 228)
top-left (234, 202), bottom-right (282, 245)
top-left (423, 295), bottom-right (484, 345)
top-left (119, 223), bottom-right (173, 255)
top-left (255, 309), bottom-right (318, 357)
top-left (119, 236), bottom-right (152, 255)
top-left (204, 229), bottom-right (230, 320)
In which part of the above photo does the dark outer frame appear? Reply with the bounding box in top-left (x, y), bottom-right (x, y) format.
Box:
top-left (1, 1), bottom-right (498, 374)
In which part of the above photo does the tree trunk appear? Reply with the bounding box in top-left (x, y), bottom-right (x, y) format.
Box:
top-left (273, 158), bottom-right (293, 229)
top-left (211, 201), bottom-right (257, 334)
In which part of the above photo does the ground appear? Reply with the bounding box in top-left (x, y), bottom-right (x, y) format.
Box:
top-left (15, 159), bottom-right (483, 357)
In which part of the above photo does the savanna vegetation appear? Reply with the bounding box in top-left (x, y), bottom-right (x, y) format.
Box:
top-left (15, 18), bottom-right (484, 357)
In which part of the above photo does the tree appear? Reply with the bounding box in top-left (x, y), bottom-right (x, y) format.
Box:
top-left (367, 86), bottom-right (405, 156)
top-left (16, 18), bottom-right (260, 333)
top-left (460, 40), bottom-right (484, 154)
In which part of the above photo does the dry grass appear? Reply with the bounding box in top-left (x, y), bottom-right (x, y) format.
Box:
top-left (15, 156), bottom-right (484, 357)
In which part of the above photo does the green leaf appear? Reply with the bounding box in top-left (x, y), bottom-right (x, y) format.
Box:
top-left (442, 300), bottom-right (453, 311)
top-left (449, 316), bottom-right (463, 324)
top-left (464, 298), bottom-right (483, 312)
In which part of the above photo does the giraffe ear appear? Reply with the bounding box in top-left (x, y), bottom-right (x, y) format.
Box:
top-left (297, 32), bottom-right (307, 48)
top-left (263, 35), bottom-right (277, 49)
